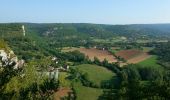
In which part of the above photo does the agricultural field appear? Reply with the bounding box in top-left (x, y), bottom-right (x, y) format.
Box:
top-left (75, 64), bottom-right (115, 87)
top-left (138, 55), bottom-right (161, 68)
top-left (61, 47), bottom-right (83, 52)
top-left (136, 39), bottom-right (168, 43)
top-left (72, 64), bottom-right (115, 100)
top-left (62, 47), bottom-right (117, 63)
top-left (73, 82), bottom-right (103, 100)
top-left (56, 64), bottom-right (115, 100)
top-left (62, 47), bottom-right (154, 65)
top-left (127, 53), bottom-right (151, 64)
top-left (92, 36), bottom-right (127, 43)
top-left (142, 47), bottom-right (154, 52)
top-left (79, 48), bottom-right (117, 63)
top-left (115, 49), bottom-right (152, 64)
top-left (115, 49), bottom-right (143, 60)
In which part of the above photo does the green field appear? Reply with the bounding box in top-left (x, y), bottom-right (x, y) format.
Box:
top-left (73, 82), bottom-right (103, 100)
top-left (142, 47), bottom-right (154, 52)
top-left (58, 64), bottom-right (115, 99)
top-left (138, 55), bottom-right (161, 67)
top-left (92, 37), bottom-right (127, 43)
top-left (76, 64), bottom-right (115, 87)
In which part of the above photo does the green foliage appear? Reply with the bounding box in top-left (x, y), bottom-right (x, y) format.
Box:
top-left (1, 23), bottom-right (170, 99)
top-left (93, 57), bottom-right (101, 65)
top-left (0, 23), bottom-right (22, 37)
top-left (65, 50), bottom-right (87, 63)
top-left (0, 39), bottom-right (10, 51)
top-left (104, 64), bottom-right (170, 100)
top-left (152, 42), bottom-right (170, 68)
top-left (58, 72), bottom-right (71, 87)
top-left (0, 61), bottom-right (59, 99)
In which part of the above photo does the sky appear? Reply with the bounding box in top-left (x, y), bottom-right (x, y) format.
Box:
top-left (0, 0), bottom-right (170, 24)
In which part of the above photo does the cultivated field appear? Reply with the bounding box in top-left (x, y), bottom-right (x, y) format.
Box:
top-left (73, 64), bottom-right (115, 100)
top-left (115, 49), bottom-right (143, 60)
top-left (76, 64), bottom-right (115, 87)
top-left (62, 47), bottom-right (153, 66)
top-left (127, 53), bottom-right (152, 64)
top-left (79, 48), bottom-right (117, 63)
top-left (138, 55), bottom-right (161, 67)
top-left (61, 47), bottom-right (82, 52)
top-left (62, 47), bottom-right (117, 63)
top-left (115, 49), bottom-right (152, 65)
top-left (73, 82), bottom-right (103, 100)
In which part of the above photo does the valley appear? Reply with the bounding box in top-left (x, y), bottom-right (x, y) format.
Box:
top-left (0, 23), bottom-right (170, 100)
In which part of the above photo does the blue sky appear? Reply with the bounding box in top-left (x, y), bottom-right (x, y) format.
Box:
top-left (0, 0), bottom-right (170, 24)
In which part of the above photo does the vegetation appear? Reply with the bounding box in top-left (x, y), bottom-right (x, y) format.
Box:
top-left (58, 72), bottom-right (71, 87)
top-left (73, 82), bottom-right (103, 100)
top-left (75, 64), bottom-right (115, 87)
top-left (1, 23), bottom-right (170, 99)
top-left (151, 42), bottom-right (170, 68)
top-left (138, 55), bottom-right (161, 67)
top-left (0, 61), bottom-right (59, 99)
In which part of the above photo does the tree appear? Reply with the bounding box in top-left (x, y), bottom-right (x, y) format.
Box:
top-left (93, 57), bottom-right (101, 65)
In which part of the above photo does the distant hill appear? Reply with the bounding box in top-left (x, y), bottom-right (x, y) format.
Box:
top-left (0, 23), bottom-right (170, 61)
top-left (24, 23), bottom-right (170, 40)
top-left (1, 23), bottom-right (170, 39)
top-left (0, 23), bottom-right (23, 37)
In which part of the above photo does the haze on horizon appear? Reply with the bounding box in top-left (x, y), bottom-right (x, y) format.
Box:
top-left (0, 0), bottom-right (170, 25)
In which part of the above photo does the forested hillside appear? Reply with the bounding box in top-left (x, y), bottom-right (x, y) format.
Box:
top-left (1, 23), bottom-right (170, 100)
top-left (25, 23), bottom-right (170, 39)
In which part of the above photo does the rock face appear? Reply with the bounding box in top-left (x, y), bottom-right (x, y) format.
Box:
top-left (22, 25), bottom-right (25, 36)
top-left (0, 49), bottom-right (24, 69)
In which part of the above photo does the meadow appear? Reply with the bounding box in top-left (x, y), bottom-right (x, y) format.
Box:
top-left (76, 64), bottom-right (115, 87)
top-left (73, 82), bottom-right (103, 100)
top-left (138, 55), bottom-right (161, 68)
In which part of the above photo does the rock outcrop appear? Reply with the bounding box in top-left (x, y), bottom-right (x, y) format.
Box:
top-left (0, 49), bottom-right (24, 69)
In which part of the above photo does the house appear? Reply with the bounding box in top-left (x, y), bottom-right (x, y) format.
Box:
top-left (52, 56), bottom-right (59, 64)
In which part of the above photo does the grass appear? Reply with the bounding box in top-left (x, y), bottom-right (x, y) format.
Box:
top-left (58, 72), bottom-right (103, 100)
top-left (138, 55), bottom-right (161, 68)
top-left (142, 47), bottom-right (154, 52)
top-left (58, 72), bottom-right (71, 87)
top-left (73, 82), bottom-right (103, 100)
top-left (61, 47), bottom-right (84, 52)
top-left (59, 64), bottom-right (117, 100)
top-left (76, 64), bottom-right (115, 87)
top-left (137, 40), bottom-right (151, 43)
top-left (108, 49), bottom-right (119, 54)
top-left (92, 37), bottom-right (127, 43)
